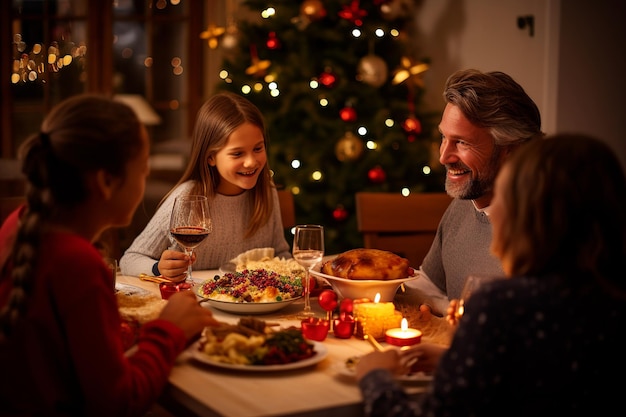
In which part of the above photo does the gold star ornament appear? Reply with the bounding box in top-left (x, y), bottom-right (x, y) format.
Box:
top-left (200, 24), bottom-right (226, 49)
top-left (392, 57), bottom-right (429, 87)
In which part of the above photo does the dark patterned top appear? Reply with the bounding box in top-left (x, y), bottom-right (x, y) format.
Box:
top-left (360, 274), bottom-right (626, 416)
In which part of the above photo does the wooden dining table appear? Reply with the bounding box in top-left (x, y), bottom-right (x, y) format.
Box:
top-left (116, 271), bottom-right (440, 417)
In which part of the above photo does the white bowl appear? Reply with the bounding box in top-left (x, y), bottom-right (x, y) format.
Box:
top-left (309, 265), bottom-right (418, 302)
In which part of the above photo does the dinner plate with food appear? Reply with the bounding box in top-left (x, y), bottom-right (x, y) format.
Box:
top-left (188, 317), bottom-right (328, 371)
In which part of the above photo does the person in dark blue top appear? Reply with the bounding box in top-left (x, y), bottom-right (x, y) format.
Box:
top-left (357, 133), bottom-right (626, 416)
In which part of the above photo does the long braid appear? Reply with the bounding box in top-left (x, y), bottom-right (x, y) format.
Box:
top-left (0, 133), bottom-right (54, 341)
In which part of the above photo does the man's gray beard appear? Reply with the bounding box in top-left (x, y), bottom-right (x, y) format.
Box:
top-left (445, 147), bottom-right (502, 200)
top-left (445, 176), bottom-right (492, 200)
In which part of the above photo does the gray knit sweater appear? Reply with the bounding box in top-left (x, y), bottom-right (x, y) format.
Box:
top-left (404, 198), bottom-right (504, 315)
top-left (119, 181), bottom-right (291, 276)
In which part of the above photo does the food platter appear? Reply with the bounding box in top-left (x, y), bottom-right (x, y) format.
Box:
top-left (188, 340), bottom-right (328, 371)
top-left (309, 265), bottom-right (418, 302)
top-left (199, 296), bottom-right (302, 314)
top-left (115, 282), bottom-right (151, 296)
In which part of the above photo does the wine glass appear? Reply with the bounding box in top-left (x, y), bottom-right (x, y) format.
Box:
top-left (169, 195), bottom-right (212, 285)
top-left (453, 275), bottom-right (501, 321)
top-left (292, 224), bottom-right (324, 317)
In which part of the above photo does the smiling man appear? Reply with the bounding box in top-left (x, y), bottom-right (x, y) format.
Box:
top-left (403, 69), bottom-right (543, 315)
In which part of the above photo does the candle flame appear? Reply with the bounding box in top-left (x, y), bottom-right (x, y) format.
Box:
top-left (374, 293), bottom-right (381, 303)
top-left (401, 318), bottom-right (408, 330)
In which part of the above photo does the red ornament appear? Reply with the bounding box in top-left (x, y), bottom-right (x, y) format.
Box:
top-left (332, 205), bottom-right (349, 221)
top-left (319, 70), bottom-right (337, 88)
top-left (338, 0), bottom-right (368, 26)
top-left (266, 32), bottom-right (281, 50)
top-left (368, 166), bottom-right (387, 184)
top-left (340, 298), bottom-right (354, 314)
top-left (318, 289), bottom-right (338, 311)
top-left (339, 107), bottom-right (357, 122)
top-left (402, 116), bottom-right (422, 134)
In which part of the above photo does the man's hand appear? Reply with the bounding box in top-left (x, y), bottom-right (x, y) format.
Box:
top-left (157, 249), bottom-right (196, 281)
top-left (416, 304), bottom-right (433, 322)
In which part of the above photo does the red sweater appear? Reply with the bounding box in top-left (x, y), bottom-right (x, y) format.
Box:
top-left (0, 207), bottom-right (187, 416)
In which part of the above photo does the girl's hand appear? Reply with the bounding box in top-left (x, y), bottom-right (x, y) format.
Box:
top-left (158, 249), bottom-right (195, 281)
top-left (158, 291), bottom-right (220, 340)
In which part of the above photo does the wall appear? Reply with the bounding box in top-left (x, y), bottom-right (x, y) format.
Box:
top-left (413, 0), bottom-right (626, 170)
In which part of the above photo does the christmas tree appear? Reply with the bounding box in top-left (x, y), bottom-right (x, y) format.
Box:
top-left (212, 0), bottom-right (445, 254)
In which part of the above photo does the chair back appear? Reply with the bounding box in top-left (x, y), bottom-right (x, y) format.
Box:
top-left (355, 192), bottom-right (452, 267)
top-left (276, 189), bottom-right (296, 229)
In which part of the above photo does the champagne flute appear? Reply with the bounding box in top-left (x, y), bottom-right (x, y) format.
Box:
top-left (292, 224), bottom-right (324, 317)
top-left (169, 195), bottom-right (212, 285)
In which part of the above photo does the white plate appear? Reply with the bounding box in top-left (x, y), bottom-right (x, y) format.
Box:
top-left (115, 282), bottom-right (151, 296)
top-left (335, 358), bottom-right (433, 383)
top-left (200, 297), bottom-right (302, 314)
top-left (189, 340), bottom-right (328, 371)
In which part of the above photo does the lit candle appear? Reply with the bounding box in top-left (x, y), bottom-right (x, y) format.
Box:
top-left (353, 293), bottom-right (402, 340)
top-left (385, 318), bottom-right (422, 347)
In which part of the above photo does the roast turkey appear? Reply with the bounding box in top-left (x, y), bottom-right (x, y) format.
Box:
top-left (321, 248), bottom-right (411, 280)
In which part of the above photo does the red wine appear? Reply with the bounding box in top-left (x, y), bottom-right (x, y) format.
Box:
top-left (170, 226), bottom-right (210, 249)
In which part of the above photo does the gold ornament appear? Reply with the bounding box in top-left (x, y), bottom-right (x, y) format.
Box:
top-left (200, 23), bottom-right (226, 49)
top-left (335, 132), bottom-right (364, 162)
top-left (300, 0), bottom-right (326, 21)
top-left (392, 57), bottom-right (429, 87)
top-left (356, 54), bottom-right (388, 88)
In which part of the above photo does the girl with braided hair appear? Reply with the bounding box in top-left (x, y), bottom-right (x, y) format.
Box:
top-left (0, 94), bottom-right (219, 416)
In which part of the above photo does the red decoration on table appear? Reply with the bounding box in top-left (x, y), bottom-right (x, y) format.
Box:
top-left (384, 318), bottom-right (422, 347)
top-left (319, 69), bottom-right (337, 88)
top-left (318, 289), bottom-right (338, 311)
top-left (338, 0), bottom-right (368, 26)
top-left (266, 31), bottom-right (281, 50)
top-left (159, 281), bottom-right (193, 300)
top-left (333, 312), bottom-right (355, 339)
top-left (339, 106), bottom-right (357, 122)
top-left (301, 317), bottom-right (330, 341)
top-left (368, 166), bottom-right (386, 184)
top-left (332, 205), bottom-right (349, 222)
top-left (340, 298), bottom-right (354, 314)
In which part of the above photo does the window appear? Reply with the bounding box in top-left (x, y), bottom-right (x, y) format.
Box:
top-left (1, 0), bottom-right (204, 157)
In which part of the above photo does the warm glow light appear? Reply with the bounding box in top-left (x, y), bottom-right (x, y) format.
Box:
top-left (422, 166), bottom-right (432, 175)
top-left (385, 118), bottom-right (395, 127)
top-left (261, 8), bottom-right (275, 18)
top-left (357, 126), bottom-right (367, 136)
top-left (374, 293), bottom-right (381, 303)
top-left (254, 82), bottom-right (264, 92)
top-left (352, 29), bottom-right (361, 37)
top-left (241, 85), bottom-right (251, 94)
top-left (401, 188), bottom-right (410, 197)
top-left (291, 159), bottom-right (301, 169)
top-left (366, 140), bottom-right (377, 150)
top-left (319, 98), bottom-right (328, 106)
top-left (312, 171), bottom-right (322, 181)
top-left (401, 318), bottom-right (408, 330)
top-left (390, 29), bottom-right (400, 37)
top-left (375, 28), bottom-right (384, 37)
top-left (310, 80), bottom-right (319, 89)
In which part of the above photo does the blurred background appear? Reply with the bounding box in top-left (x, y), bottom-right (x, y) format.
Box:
top-left (2, 0), bottom-right (624, 256)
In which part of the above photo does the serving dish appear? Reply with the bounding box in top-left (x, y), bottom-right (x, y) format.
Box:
top-left (199, 296), bottom-right (302, 314)
top-left (309, 265), bottom-right (418, 302)
top-left (115, 282), bottom-right (151, 296)
top-left (188, 340), bottom-right (328, 371)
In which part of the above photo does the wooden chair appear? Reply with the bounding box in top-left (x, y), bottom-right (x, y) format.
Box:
top-left (355, 192), bottom-right (452, 267)
top-left (276, 189), bottom-right (296, 229)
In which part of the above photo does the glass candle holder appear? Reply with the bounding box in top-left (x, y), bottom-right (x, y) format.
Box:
top-left (159, 281), bottom-right (193, 300)
top-left (301, 317), bottom-right (330, 341)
